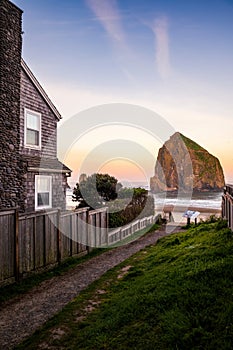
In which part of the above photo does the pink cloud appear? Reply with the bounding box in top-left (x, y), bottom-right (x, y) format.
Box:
top-left (86, 0), bottom-right (125, 43)
top-left (153, 16), bottom-right (172, 79)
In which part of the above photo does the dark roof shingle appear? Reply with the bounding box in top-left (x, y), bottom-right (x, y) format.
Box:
top-left (22, 156), bottom-right (72, 174)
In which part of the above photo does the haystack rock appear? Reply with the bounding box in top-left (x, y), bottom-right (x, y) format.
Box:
top-left (150, 132), bottom-right (225, 193)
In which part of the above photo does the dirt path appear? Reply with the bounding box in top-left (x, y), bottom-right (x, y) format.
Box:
top-left (0, 225), bottom-right (182, 350)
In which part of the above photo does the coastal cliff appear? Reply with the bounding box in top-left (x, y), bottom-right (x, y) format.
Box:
top-left (150, 132), bottom-right (225, 193)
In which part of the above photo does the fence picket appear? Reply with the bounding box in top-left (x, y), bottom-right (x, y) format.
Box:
top-left (0, 207), bottom-right (158, 285)
top-left (14, 209), bottom-right (19, 282)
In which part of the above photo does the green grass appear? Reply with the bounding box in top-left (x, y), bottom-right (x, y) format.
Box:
top-left (16, 219), bottom-right (233, 350)
top-left (180, 133), bottom-right (205, 152)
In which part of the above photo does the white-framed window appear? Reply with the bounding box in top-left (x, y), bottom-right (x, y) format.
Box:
top-left (35, 175), bottom-right (52, 210)
top-left (24, 109), bottom-right (41, 149)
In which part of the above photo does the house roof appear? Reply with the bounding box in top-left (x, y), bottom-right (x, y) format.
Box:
top-left (22, 156), bottom-right (72, 175)
top-left (21, 59), bottom-right (62, 121)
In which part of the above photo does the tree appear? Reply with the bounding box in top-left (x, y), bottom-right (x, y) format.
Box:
top-left (109, 187), bottom-right (155, 228)
top-left (95, 173), bottom-right (121, 201)
top-left (72, 180), bottom-right (99, 208)
top-left (72, 173), bottom-right (122, 209)
top-left (73, 174), bottom-right (155, 229)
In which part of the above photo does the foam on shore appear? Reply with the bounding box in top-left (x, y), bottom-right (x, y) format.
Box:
top-left (156, 204), bottom-right (221, 214)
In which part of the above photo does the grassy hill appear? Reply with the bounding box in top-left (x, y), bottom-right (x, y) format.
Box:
top-left (17, 219), bottom-right (233, 350)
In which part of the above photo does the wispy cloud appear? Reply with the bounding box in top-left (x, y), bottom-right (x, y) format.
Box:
top-left (86, 0), bottom-right (137, 83)
top-left (152, 16), bottom-right (172, 79)
top-left (86, 0), bottom-right (125, 44)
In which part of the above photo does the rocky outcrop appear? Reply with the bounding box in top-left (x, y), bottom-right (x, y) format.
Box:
top-left (150, 132), bottom-right (225, 193)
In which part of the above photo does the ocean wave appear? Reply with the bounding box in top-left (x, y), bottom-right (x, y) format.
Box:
top-left (153, 192), bottom-right (222, 210)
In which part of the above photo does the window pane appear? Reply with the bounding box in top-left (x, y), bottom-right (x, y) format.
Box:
top-left (27, 113), bottom-right (39, 131)
top-left (26, 129), bottom-right (39, 146)
top-left (38, 192), bottom-right (49, 206)
top-left (37, 177), bottom-right (50, 192)
top-left (35, 176), bottom-right (52, 209)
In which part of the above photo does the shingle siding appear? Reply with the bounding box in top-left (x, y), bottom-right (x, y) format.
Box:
top-left (20, 69), bottom-right (57, 159)
top-left (25, 171), bottom-right (67, 213)
top-left (20, 70), bottom-right (71, 212)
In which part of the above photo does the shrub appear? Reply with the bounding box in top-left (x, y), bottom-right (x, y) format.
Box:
top-left (216, 219), bottom-right (228, 230)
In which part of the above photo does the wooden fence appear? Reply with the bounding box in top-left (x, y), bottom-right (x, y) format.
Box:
top-left (222, 185), bottom-right (233, 230)
top-left (0, 207), bottom-right (107, 285)
top-left (0, 207), bottom-right (158, 285)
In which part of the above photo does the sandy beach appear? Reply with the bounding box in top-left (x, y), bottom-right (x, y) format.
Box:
top-left (155, 205), bottom-right (222, 224)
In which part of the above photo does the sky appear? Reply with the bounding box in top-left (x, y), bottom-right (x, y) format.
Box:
top-left (14, 0), bottom-right (233, 185)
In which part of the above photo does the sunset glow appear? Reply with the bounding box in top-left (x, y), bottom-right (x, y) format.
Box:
top-left (14, 0), bottom-right (233, 183)
top-left (98, 159), bottom-right (148, 185)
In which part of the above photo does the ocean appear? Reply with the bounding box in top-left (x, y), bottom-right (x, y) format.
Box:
top-left (121, 182), bottom-right (223, 211)
top-left (67, 182), bottom-right (223, 212)
top-left (153, 191), bottom-right (223, 211)
top-left (66, 188), bottom-right (76, 210)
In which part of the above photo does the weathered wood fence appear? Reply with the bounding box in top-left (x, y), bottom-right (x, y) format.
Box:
top-left (0, 208), bottom-right (158, 285)
top-left (222, 185), bottom-right (233, 230)
top-left (0, 207), bottom-right (108, 285)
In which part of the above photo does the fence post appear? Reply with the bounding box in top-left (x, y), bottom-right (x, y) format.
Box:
top-left (57, 209), bottom-right (61, 264)
top-left (120, 228), bottom-right (122, 241)
top-left (106, 208), bottom-right (109, 246)
top-left (43, 213), bottom-right (46, 267)
top-left (69, 213), bottom-right (73, 257)
top-left (14, 208), bottom-right (20, 282)
top-left (87, 210), bottom-right (92, 253)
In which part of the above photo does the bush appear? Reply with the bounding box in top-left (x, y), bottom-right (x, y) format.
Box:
top-left (216, 219), bottom-right (228, 230)
top-left (109, 189), bottom-right (155, 228)
top-left (222, 228), bottom-right (233, 239)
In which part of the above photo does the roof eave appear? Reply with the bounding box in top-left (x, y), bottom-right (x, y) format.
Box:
top-left (21, 59), bottom-right (62, 121)
top-left (28, 167), bottom-right (72, 176)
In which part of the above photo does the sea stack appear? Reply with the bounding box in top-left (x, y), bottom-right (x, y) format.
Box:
top-left (150, 132), bottom-right (225, 193)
